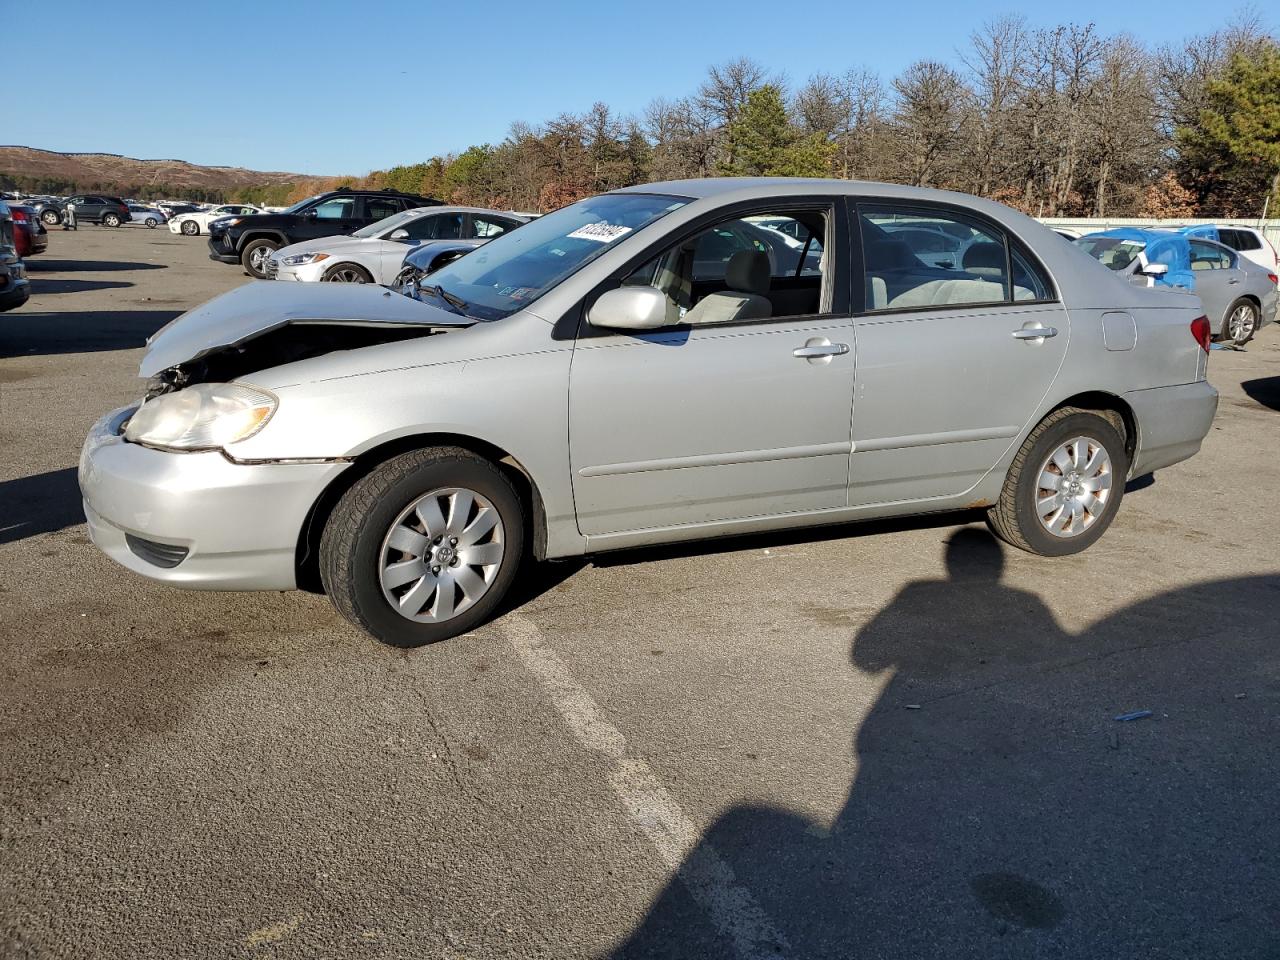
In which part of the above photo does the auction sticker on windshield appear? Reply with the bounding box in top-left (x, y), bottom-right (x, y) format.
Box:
top-left (567, 223), bottom-right (632, 243)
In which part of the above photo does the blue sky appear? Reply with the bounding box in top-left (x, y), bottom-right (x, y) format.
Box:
top-left (7, 0), bottom-right (1269, 176)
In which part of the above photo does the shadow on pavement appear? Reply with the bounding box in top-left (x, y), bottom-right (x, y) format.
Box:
top-left (0, 309), bottom-right (181, 358)
top-left (28, 279), bottom-right (134, 295)
top-left (1241, 376), bottom-right (1280, 412)
top-left (0, 468), bottom-right (82, 545)
top-left (614, 530), bottom-right (1280, 959)
top-left (23, 259), bottom-right (167, 273)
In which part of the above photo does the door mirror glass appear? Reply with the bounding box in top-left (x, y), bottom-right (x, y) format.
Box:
top-left (587, 286), bottom-right (670, 331)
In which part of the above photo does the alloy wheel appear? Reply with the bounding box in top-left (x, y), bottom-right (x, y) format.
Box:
top-left (1228, 303), bottom-right (1256, 343)
top-left (249, 247), bottom-right (272, 273)
top-left (325, 266), bottom-right (368, 283)
top-left (377, 487), bottom-right (505, 623)
top-left (1034, 436), bottom-right (1113, 538)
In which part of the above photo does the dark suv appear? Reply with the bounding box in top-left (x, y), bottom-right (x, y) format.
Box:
top-left (68, 195), bottom-right (133, 227)
top-left (207, 189), bottom-right (440, 278)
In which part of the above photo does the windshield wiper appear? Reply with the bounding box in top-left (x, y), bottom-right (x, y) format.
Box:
top-left (425, 284), bottom-right (469, 312)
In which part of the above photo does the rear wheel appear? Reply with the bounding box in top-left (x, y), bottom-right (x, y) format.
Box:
top-left (102, 212), bottom-right (121, 228)
top-left (181, 219), bottom-right (199, 236)
top-left (241, 238), bottom-right (280, 279)
top-left (145, 217), bottom-right (158, 228)
top-left (322, 262), bottom-right (373, 283)
top-left (1222, 298), bottom-right (1258, 346)
top-left (987, 407), bottom-right (1128, 556)
top-left (320, 447), bottom-right (525, 646)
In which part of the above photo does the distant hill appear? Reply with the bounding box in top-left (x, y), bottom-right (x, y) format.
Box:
top-left (0, 145), bottom-right (327, 201)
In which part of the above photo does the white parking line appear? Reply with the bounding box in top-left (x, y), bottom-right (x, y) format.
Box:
top-left (503, 613), bottom-right (788, 960)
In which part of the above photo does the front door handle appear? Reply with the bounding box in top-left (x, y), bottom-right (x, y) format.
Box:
top-left (1012, 325), bottom-right (1059, 341)
top-left (793, 339), bottom-right (849, 360)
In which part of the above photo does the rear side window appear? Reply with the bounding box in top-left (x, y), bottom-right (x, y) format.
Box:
top-left (1189, 240), bottom-right (1233, 270)
top-left (1229, 229), bottom-right (1261, 252)
top-left (858, 204), bottom-right (1052, 311)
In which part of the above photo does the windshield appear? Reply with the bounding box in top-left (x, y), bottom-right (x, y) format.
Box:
top-left (417, 193), bottom-right (688, 321)
top-left (281, 195), bottom-right (322, 215)
top-left (1075, 236), bottom-right (1145, 271)
top-left (354, 209), bottom-right (419, 239)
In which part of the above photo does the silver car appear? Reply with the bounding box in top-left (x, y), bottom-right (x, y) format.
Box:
top-left (80, 179), bottom-right (1218, 646)
top-left (1076, 232), bottom-right (1277, 346)
top-left (269, 208), bottom-right (527, 284)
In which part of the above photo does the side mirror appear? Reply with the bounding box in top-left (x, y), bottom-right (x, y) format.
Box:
top-left (1142, 262), bottom-right (1169, 278)
top-left (389, 228), bottom-right (410, 241)
top-left (305, 208), bottom-right (318, 218)
top-left (587, 286), bottom-right (670, 331)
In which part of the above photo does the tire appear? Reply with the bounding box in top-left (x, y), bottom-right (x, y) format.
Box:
top-left (987, 407), bottom-right (1129, 557)
top-left (1222, 298), bottom-right (1258, 346)
top-left (241, 238), bottom-right (280, 279)
top-left (102, 212), bottom-right (121, 228)
top-left (319, 447), bottom-right (526, 647)
top-left (322, 262), bottom-right (374, 283)
top-left (40, 209), bottom-right (60, 226)
top-left (181, 220), bottom-right (199, 236)
top-left (145, 217), bottom-right (158, 228)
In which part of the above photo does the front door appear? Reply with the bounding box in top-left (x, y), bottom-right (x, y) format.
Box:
top-left (299, 195), bottom-right (361, 240)
top-left (849, 201), bottom-right (1070, 506)
top-left (569, 203), bottom-right (854, 537)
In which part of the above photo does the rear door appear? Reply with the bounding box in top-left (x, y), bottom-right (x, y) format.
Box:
top-left (1188, 239), bottom-right (1241, 329)
top-left (849, 200), bottom-right (1069, 506)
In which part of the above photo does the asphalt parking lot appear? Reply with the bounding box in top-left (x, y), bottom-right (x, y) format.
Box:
top-left (2, 225), bottom-right (1278, 959)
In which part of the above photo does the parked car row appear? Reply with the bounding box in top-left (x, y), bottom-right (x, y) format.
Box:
top-left (0, 202), bottom-right (31, 312)
top-left (1073, 228), bottom-right (1278, 346)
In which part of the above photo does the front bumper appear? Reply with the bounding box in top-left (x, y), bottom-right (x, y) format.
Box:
top-left (268, 258), bottom-right (324, 282)
top-left (1125, 380), bottom-right (1218, 477)
top-left (78, 406), bottom-right (350, 590)
top-left (207, 231), bottom-right (240, 264)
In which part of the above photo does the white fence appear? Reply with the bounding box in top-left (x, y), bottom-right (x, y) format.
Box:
top-left (1039, 217), bottom-right (1280, 247)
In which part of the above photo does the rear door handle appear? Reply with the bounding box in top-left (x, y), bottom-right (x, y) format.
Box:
top-left (1012, 325), bottom-right (1058, 341)
top-left (793, 339), bottom-right (849, 361)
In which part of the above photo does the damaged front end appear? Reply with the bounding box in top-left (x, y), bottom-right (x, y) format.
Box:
top-left (140, 280), bottom-right (474, 395)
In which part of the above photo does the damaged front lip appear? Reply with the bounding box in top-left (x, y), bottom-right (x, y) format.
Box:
top-left (140, 280), bottom-right (475, 379)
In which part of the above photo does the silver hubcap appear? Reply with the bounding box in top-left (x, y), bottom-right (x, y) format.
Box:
top-left (1035, 436), bottom-right (1113, 538)
top-left (183, 222), bottom-right (197, 234)
top-left (250, 247), bottom-right (272, 272)
top-left (1228, 304), bottom-right (1256, 342)
top-left (327, 267), bottom-right (366, 282)
top-left (378, 487), bottom-right (505, 622)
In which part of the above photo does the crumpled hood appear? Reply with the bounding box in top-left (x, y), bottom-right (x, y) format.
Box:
top-left (139, 280), bottom-right (471, 378)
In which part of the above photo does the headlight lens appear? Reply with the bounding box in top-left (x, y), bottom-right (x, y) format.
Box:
top-left (124, 383), bottom-right (277, 450)
top-left (280, 252), bottom-right (329, 266)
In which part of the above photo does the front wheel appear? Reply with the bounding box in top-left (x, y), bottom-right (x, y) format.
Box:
top-left (102, 213), bottom-right (121, 227)
top-left (241, 238), bottom-right (279, 279)
top-left (1222, 298), bottom-right (1258, 346)
top-left (181, 220), bottom-right (199, 236)
top-left (319, 448), bottom-right (526, 646)
top-left (987, 407), bottom-right (1128, 556)
top-left (40, 209), bottom-right (61, 226)
top-left (322, 262), bottom-right (373, 283)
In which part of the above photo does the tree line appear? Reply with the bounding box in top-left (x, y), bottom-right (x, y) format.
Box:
top-left (10, 16), bottom-right (1278, 218)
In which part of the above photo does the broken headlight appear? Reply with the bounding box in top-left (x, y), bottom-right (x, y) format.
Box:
top-left (124, 383), bottom-right (277, 451)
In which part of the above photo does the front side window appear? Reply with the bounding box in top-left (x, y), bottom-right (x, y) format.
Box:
top-left (416, 192), bottom-right (688, 322)
top-left (621, 208), bottom-right (829, 326)
top-left (312, 197), bottom-right (355, 219)
top-left (1076, 235), bottom-right (1145, 272)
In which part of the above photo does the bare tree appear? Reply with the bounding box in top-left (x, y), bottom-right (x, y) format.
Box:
top-left (960, 15), bottom-right (1029, 196)
top-left (891, 60), bottom-right (970, 187)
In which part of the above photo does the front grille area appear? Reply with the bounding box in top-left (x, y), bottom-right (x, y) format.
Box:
top-left (125, 534), bottom-right (189, 569)
top-left (265, 257), bottom-right (279, 279)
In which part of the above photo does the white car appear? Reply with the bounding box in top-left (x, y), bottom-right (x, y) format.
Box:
top-left (268, 207), bottom-right (527, 284)
top-left (125, 204), bottom-right (167, 228)
top-left (169, 203), bottom-right (264, 236)
top-left (1210, 225), bottom-right (1279, 272)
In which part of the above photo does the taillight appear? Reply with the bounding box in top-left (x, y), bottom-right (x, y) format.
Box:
top-left (1190, 315), bottom-right (1211, 354)
top-left (1267, 273), bottom-right (1278, 286)
top-left (10, 208), bottom-right (27, 222)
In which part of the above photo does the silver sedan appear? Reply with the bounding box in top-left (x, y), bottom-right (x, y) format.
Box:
top-left (80, 179), bottom-right (1218, 646)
